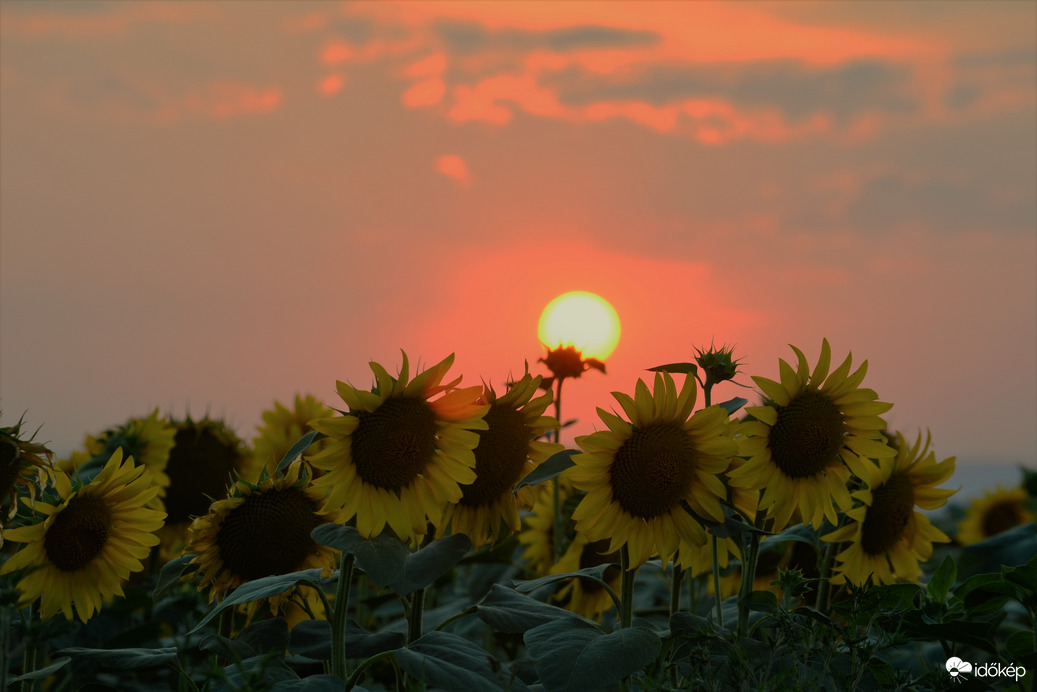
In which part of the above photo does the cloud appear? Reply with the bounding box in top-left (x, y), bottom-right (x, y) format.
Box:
top-left (433, 20), bottom-right (660, 54)
top-left (0, 1), bottom-right (214, 38)
top-left (436, 154), bottom-right (471, 186)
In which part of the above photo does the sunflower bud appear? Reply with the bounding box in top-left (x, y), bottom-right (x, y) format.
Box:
top-left (694, 342), bottom-right (742, 386)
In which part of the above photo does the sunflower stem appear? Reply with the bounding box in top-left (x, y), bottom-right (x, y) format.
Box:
top-left (669, 561), bottom-right (684, 618)
top-left (711, 535), bottom-right (724, 629)
top-left (815, 541), bottom-right (837, 615)
top-left (407, 588), bottom-right (425, 645)
top-left (551, 376), bottom-right (566, 563)
top-left (1, 605), bottom-right (9, 692)
top-left (331, 553), bottom-right (355, 681)
top-left (737, 515), bottom-right (763, 638)
top-left (346, 649), bottom-right (397, 691)
top-left (21, 602), bottom-right (44, 692)
top-left (218, 607), bottom-right (234, 641)
top-left (619, 546), bottom-right (635, 629)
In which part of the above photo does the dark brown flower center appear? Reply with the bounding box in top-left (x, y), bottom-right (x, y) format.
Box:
top-left (460, 404), bottom-right (530, 507)
top-left (610, 423), bottom-right (696, 519)
top-left (578, 539), bottom-right (620, 594)
top-left (352, 396), bottom-right (437, 491)
top-left (44, 494), bottom-right (112, 572)
top-left (164, 425), bottom-right (244, 523)
top-left (767, 389), bottom-right (845, 479)
top-left (982, 498), bottom-right (1026, 538)
top-left (860, 472), bottom-right (915, 555)
top-left (216, 487), bottom-right (321, 581)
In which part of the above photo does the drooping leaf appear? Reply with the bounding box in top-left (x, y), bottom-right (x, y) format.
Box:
top-left (288, 619), bottom-right (405, 661)
top-left (153, 554), bottom-right (197, 600)
top-left (277, 431), bottom-right (325, 472)
top-left (188, 569), bottom-right (333, 634)
top-left (311, 524), bottom-right (409, 589)
top-left (514, 450), bottom-right (578, 491)
top-left (8, 657), bottom-right (71, 682)
top-left (525, 619), bottom-right (661, 692)
top-left (395, 631), bottom-right (528, 692)
top-left (389, 534), bottom-right (472, 595)
top-left (270, 676), bottom-right (347, 692)
top-left (476, 584), bottom-right (593, 633)
top-left (513, 563), bottom-right (618, 600)
top-left (55, 647), bottom-right (178, 669)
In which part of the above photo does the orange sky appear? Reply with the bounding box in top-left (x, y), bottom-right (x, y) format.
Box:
top-left (1, 1), bottom-right (1034, 469)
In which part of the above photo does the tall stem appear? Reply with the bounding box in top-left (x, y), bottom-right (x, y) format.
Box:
top-left (551, 376), bottom-right (566, 562)
top-left (815, 542), bottom-right (837, 615)
top-left (620, 546), bottom-right (635, 629)
top-left (737, 518), bottom-right (762, 638)
top-left (669, 562), bottom-right (684, 618)
top-left (20, 602), bottom-right (44, 692)
top-left (407, 588), bottom-right (426, 645)
top-left (711, 536), bottom-right (725, 629)
top-left (331, 554), bottom-right (355, 680)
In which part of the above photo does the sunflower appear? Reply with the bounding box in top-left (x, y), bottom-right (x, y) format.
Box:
top-left (958, 486), bottom-right (1034, 546)
top-left (728, 339), bottom-right (896, 531)
top-left (1, 415), bottom-right (54, 546)
top-left (569, 371), bottom-right (738, 568)
top-left (518, 482), bottom-right (575, 577)
top-left (438, 374), bottom-right (561, 550)
top-left (0, 449), bottom-right (165, 622)
top-left (252, 395), bottom-right (335, 481)
top-left (823, 431), bottom-right (956, 586)
top-left (552, 533), bottom-right (622, 620)
top-left (308, 352), bottom-right (488, 542)
top-left (56, 410), bottom-right (175, 490)
top-left (156, 417), bottom-right (252, 559)
top-left (185, 462), bottom-right (339, 623)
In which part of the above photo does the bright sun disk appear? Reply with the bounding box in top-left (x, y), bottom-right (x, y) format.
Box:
top-left (538, 291), bottom-right (621, 360)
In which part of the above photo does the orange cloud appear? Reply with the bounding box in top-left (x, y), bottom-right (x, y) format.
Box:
top-left (185, 82), bottom-right (282, 119)
top-left (319, 73), bottom-right (346, 96)
top-left (436, 155), bottom-right (471, 185)
top-left (403, 78), bottom-right (446, 108)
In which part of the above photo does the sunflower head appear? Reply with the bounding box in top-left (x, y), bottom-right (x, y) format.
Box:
top-left (729, 338), bottom-right (896, 531)
top-left (1, 449), bottom-right (165, 622)
top-left (823, 430), bottom-right (955, 586)
top-left (251, 395), bottom-right (335, 481)
top-left (185, 462), bottom-right (339, 622)
top-left (308, 352), bottom-right (489, 542)
top-left (438, 373), bottom-right (562, 549)
top-left (163, 416), bottom-right (251, 525)
top-left (958, 485), bottom-right (1034, 546)
top-left (1, 414), bottom-right (54, 535)
top-left (570, 371), bottom-right (737, 568)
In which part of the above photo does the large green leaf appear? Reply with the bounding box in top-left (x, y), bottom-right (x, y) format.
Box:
top-left (288, 619), bottom-right (404, 660)
top-left (958, 522), bottom-right (1037, 577)
top-left (311, 524), bottom-right (409, 589)
top-left (8, 657), bottom-right (71, 683)
top-left (525, 619), bottom-right (661, 692)
top-left (648, 362), bottom-right (698, 376)
top-left (277, 431), bottom-right (325, 472)
top-left (395, 631), bottom-right (528, 692)
top-left (513, 563), bottom-right (617, 597)
top-left (188, 568), bottom-right (333, 634)
top-left (717, 396), bottom-right (748, 415)
top-left (270, 676), bottom-right (347, 692)
top-left (55, 647), bottom-right (178, 669)
top-left (153, 554), bottom-right (197, 600)
top-left (389, 534), bottom-right (472, 595)
top-left (476, 584), bottom-right (593, 633)
top-left (514, 449), bottom-right (578, 491)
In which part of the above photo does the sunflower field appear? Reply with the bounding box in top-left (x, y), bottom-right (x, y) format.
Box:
top-left (1, 341), bottom-right (1035, 692)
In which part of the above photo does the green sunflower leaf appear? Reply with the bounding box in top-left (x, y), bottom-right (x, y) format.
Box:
top-left (187, 568), bottom-right (334, 635)
top-left (153, 554), bottom-right (198, 600)
top-left (513, 563), bottom-right (617, 598)
top-left (514, 449), bottom-right (578, 491)
top-left (525, 619), bottom-right (661, 692)
top-left (395, 630), bottom-right (528, 692)
top-left (717, 396), bottom-right (749, 415)
top-left (270, 676), bottom-right (349, 692)
top-left (648, 362), bottom-right (698, 376)
top-left (311, 524), bottom-right (409, 589)
top-left (55, 647), bottom-right (178, 669)
top-left (926, 554), bottom-right (957, 603)
top-left (278, 431), bottom-right (325, 472)
top-left (389, 534), bottom-right (472, 595)
top-left (8, 657), bottom-right (71, 683)
top-left (958, 522), bottom-right (1037, 577)
top-left (476, 584), bottom-right (593, 633)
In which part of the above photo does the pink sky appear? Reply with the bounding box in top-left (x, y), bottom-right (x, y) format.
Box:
top-left (1, 1), bottom-right (1034, 470)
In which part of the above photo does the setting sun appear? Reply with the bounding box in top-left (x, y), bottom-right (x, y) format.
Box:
top-left (538, 291), bottom-right (621, 360)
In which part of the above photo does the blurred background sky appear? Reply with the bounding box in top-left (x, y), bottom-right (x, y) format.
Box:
top-left (1, 1), bottom-right (1034, 481)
